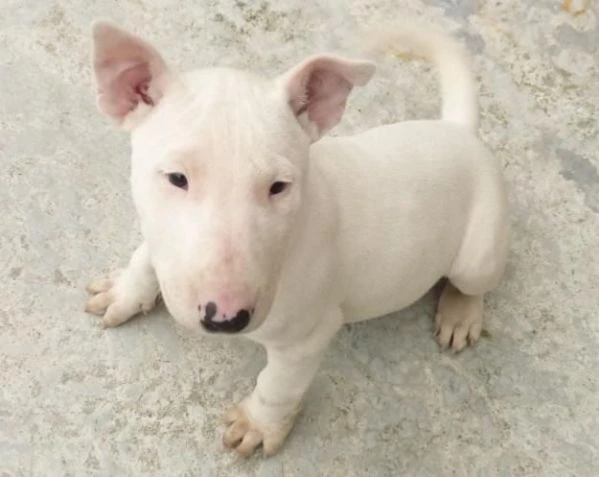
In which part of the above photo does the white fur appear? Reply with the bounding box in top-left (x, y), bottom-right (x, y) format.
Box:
top-left (86, 22), bottom-right (509, 457)
top-left (362, 24), bottom-right (479, 130)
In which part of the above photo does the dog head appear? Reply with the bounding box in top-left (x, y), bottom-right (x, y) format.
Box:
top-left (91, 21), bottom-right (374, 333)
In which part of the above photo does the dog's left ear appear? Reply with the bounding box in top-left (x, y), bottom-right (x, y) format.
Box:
top-left (278, 55), bottom-right (375, 141)
top-left (91, 20), bottom-right (172, 129)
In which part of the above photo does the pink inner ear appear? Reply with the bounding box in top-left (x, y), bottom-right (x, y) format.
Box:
top-left (93, 22), bottom-right (169, 121)
top-left (294, 69), bottom-right (352, 133)
top-left (98, 63), bottom-right (154, 118)
top-left (285, 55), bottom-right (374, 137)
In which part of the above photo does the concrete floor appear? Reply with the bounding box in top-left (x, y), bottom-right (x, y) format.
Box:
top-left (1, 0), bottom-right (598, 476)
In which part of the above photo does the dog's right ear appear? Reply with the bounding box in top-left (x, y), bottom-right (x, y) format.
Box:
top-left (91, 21), bottom-right (172, 128)
top-left (278, 55), bottom-right (375, 141)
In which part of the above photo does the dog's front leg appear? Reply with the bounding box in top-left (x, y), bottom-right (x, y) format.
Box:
top-left (85, 242), bottom-right (160, 328)
top-left (223, 307), bottom-right (343, 457)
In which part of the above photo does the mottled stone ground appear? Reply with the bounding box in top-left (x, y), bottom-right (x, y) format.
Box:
top-left (1, 0), bottom-right (597, 475)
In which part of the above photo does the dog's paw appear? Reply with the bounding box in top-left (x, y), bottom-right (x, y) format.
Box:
top-left (222, 400), bottom-right (293, 458)
top-left (435, 283), bottom-right (483, 352)
top-left (84, 271), bottom-right (158, 328)
top-left (435, 310), bottom-right (482, 352)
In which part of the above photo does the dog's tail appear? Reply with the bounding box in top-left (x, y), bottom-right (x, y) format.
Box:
top-left (361, 24), bottom-right (478, 131)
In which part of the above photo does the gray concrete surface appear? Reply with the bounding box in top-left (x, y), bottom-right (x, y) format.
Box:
top-left (1, 0), bottom-right (598, 476)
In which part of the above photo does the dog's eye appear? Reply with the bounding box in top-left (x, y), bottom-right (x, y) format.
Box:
top-left (167, 173), bottom-right (188, 190)
top-left (269, 181), bottom-right (289, 196)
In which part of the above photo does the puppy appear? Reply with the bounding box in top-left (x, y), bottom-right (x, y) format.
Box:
top-left (85, 21), bottom-right (509, 457)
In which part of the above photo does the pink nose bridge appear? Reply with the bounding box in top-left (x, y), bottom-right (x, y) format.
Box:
top-left (219, 240), bottom-right (236, 266)
top-left (214, 288), bottom-right (251, 320)
top-left (194, 225), bottom-right (257, 333)
top-left (199, 243), bottom-right (255, 320)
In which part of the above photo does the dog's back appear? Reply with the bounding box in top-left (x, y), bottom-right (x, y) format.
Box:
top-left (304, 26), bottom-right (507, 322)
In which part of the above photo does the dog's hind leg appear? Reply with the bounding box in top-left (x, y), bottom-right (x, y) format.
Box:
top-left (435, 198), bottom-right (510, 352)
top-left (434, 281), bottom-right (484, 352)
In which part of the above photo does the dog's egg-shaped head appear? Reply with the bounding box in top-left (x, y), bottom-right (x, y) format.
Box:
top-left (91, 20), bottom-right (374, 333)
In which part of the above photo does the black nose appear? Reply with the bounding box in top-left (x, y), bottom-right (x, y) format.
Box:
top-left (200, 302), bottom-right (251, 333)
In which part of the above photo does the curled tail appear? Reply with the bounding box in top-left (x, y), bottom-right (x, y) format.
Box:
top-left (361, 24), bottom-right (479, 131)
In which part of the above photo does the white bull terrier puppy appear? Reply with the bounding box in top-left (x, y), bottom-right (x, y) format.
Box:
top-left (85, 21), bottom-right (509, 457)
